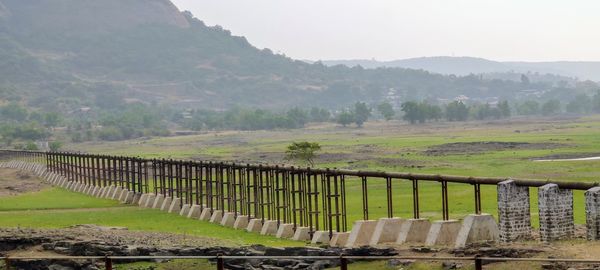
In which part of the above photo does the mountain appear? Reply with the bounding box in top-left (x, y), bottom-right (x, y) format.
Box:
top-left (320, 57), bottom-right (600, 81)
top-left (0, 0), bottom-right (593, 114)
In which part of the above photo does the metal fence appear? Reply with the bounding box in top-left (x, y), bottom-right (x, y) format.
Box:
top-left (1, 150), bottom-right (597, 239)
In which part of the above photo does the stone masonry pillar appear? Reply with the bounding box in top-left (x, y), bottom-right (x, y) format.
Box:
top-left (538, 184), bottom-right (574, 242)
top-left (585, 187), bottom-right (600, 240)
top-left (497, 179), bottom-right (531, 242)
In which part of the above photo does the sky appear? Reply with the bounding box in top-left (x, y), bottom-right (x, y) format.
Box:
top-left (171, 0), bottom-right (600, 62)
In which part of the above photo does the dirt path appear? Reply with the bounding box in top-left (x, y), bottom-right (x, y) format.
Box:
top-left (0, 168), bottom-right (48, 197)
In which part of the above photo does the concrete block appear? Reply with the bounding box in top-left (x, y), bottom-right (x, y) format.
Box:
top-left (168, 198), bottom-right (182, 213)
top-left (292, 227), bottom-right (312, 241)
top-left (143, 194), bottom-right (156, 208)
top-left (152, 194), bottom-right (165, 208)
top-left (538, 184), bottom-right (574, 242)
top-left (179, 204), bottom-right (191, 216)
top-left (455, 214), bottom-right (500, 248)
top-left (275, 223), bottom-right (295, 239)
top-left (497, 179), bottom-right (531, 242)
top-left (160, 197), bottom-right (173, 211)
top-left (345, 220), bottom-right (378, 248)
top-left (100, 187), bottom-right (110, 197)
top-left (220, 212), bottom-right (237, 227)
top-left (131, 193), bottom-right (142, 205)
top-left (187, 205), bottom-right (202, 219)
top-left (261, 220), bottom-right (279, 236)
top-left (210, 210), bottom-right (224, 223)
top-left (104, 186), bottom-right (114, 198)
top-left (122, 191), bottom-right (135, 204)
top-left (118, 189), bottom-right (128, 201)
top-left (138, 194), bottom-right (149, 207)
top-left (311, 231), bottom-right (331, 244)
top-left (425, 220), bottom-right (461, 246)
top-left (586, 187), bottom-right (600, 240)
top-left (396, 219), bottom-right (432, 244)
top-left (233, 215), bottom-right (250, 229)
top-left (369, 217), bottom-right (405, 245)
top-left (199, 208), bottom-right (212, 221)
top-left (111, 187), bottom-right (123, 200)
top-left (246, 219), bottom-right (263, 233)
top-left (330, 232), bottom-right (350, 247)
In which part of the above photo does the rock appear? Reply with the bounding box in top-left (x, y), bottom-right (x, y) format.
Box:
top-left (388, 259), bottom-right (415, 267)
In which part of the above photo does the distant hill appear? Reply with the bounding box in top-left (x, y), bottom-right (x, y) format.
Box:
top-left (320, 57), bottom-right (600, 81)
top-left (0, 0), bottom-right (594, 114)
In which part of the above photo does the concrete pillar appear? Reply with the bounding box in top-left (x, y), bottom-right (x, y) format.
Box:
top-left (585, 187), bottom-right (600, 240)
top-left (210, 210), bottom-right (223, 223)
top-left (179, 204), bottom-right (191, 216)
top-left (111, 187), bottom-right (123, 200)
top-left (233, 215), bottom-right (250, 229)
top-left (369, 217), bottom-right (405, 245)
top-left (310, 231), bottom-right (330, 244)
top-left (220, 212), bottom-right (237, 227)
top-left (187, 205), bottom-right (202, 219)
top-left (455, 214), bottom-right (500, 248)
top-left (497, 180), bottom-right (531, 242)
top-left (425, 220), bottom-right (461, 246)
top-left (538, 184), bottom-right (574, 242)
top-left (118, 189), bottom-right (128, 201)
top-left (144, 194), bottom-right (156, 208)
top-left (168, 198), bottom-right (182, 213)
top-left (122, 191), bottom-right (135, 204)
top-left (330, 232), bottom-right (350, 247)
top-left (98, 187), bottom-right (107, 197)
top-left (275, 223), bottom-right (295, 239)
top-left (138, 193), bottom-right (148, 206)
top-left (131, 193), bottom-right (142, 205)
top-left (246, 219), bottom-right (263, 233)
top-left (152, 194), bottom-right (165, 209)
top-left (292, 227), bottom-right (311, 241)
top-left (345, 220), bottom-right (378, 248)
top-left (199, 208), bottom-right (212, 221)
top-left (396, 219), bottom-right (431, 244)
top-left (261, 220), bottom-right (279, 236)
top-left (160, 197), bottom-right (173, 211)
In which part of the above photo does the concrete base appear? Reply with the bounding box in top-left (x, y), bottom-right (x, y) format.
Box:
top-left (220, 212), bottom-right (237, 227)
top-left (103, 186), bottom-right (114, 198)
top-left (425, 220), bottom-right (462, 246)
top-left (97, 187), bottom-right (106, 197)
top-left (167, 198), bottom-right (181, 213)
top-left (292, 227), bottom-right (312, 241)
top-left (179, 204), bottom-right (191, 216)
top-left (396, 219), bottom-right (432, 244)
top-left (131, 193), bottom-right (142, 205)
top-left (138, 194), bottom-right (149, 206)
top-left (118, 189), bottom-right (128, 202)
top-left (345, 220), bottom-right (378, 248)
top-left (122, 191), bottom-right (135, 204)
top-left (160, 197), bottom-right (173, 211)
top-left (144, 194), bottom-right (156, 208)
top-left (199, 208), bottom-right (212, 221)
top-left (233, 215), bottom-right (250, 229)
top-left (455, 214), bottom-right (500, 248)
top-left (187, 205), bottom-right (202, 219)
top-left (261, 220), bottom-right (279, 236)
top-left (210, 210), bottom-right (223, 223)
top-left (246, 219), bottom-right (263, 233)
top-left (275, 223), bottom-right (295, 239)
top-left (111, 187), bottom-right (123, 200)
top-left (369, 218), bottom-right (405, 245)
top-left (330, 232), bottom-right (350, 247)
top-left (311, 231), bottom-right (331, 244)
top-left (152, 194), bottom-right (165, 209)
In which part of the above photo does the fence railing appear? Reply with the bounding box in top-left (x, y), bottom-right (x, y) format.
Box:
top-left (1, 149), bottom-right (597, 240)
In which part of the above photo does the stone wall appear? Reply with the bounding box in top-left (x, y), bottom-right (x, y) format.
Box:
top-left (585, 187), bottom-right (600, 240)
top-left (497, 179), bottom-right (531, 242)
top-left (538, 184), bottom-right (574, 242)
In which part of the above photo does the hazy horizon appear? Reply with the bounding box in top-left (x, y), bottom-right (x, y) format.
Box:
top-left (172, 0), bottom-right (600, 62)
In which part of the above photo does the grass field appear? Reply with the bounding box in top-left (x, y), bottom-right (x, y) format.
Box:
top-left (65, 116), bottom-right (600, 226)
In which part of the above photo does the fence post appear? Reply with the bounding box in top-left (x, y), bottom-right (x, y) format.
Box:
top-left (104, 256), bottom-right (112, 270)
top-left (474, 256), bottom-right (482, 270)
top-left (4, 256), bottom-right (10, 270)
top-left (340, 255), bottom-right (348, 270)
top-left (216, 254), bottom-right (224, 270)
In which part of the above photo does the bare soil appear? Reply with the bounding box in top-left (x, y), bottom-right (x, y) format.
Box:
top-left (424, 141), bottom-right (564, 156)
top-left (0, 168), bottom-right (48, 197)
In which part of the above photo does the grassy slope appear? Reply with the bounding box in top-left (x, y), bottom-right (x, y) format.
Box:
top-left (67, 116), bottom-right (600, 226)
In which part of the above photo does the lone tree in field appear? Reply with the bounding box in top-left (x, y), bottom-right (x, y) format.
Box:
top-left (285, 141), bottom-right (321, 166)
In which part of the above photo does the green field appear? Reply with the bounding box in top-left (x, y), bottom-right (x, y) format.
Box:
top-left (66, 116), bottom-right (600, 226)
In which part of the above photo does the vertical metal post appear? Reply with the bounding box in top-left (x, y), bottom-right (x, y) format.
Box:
top-left (105, 256), bottom-right (113, 270)
top-left (340, 256), bottom-right (348, 270)
top-left (216, 255), bottom-right (224, 270)
top-left (386, 177), bottom-right (393, 218)
top-left (412, 179), bottom-right (420, 219)
top-left (441, 181), bottom-right (449, 221)
top-left (474, 183), bottom-right (482, 215)
top-left (474, 256), bottom-right (482, 270)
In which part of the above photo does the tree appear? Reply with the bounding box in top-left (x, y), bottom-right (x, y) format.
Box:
top-left (286, 107), bottom-right (308, 128)
top-left (377, 102), bottom-right (395, 121)
top-left (541, 99), bottom-right (561, 115)
top-left (336, 110), bottom-right (354, 127)
top-left (498, 101), bottom-right (511, 118)
top-left (0, 102), bottom-right (28, 122)
top-left (401, 101), bottom-right (424, 124)
top-left (566, 94), bottom-right (592, 114)
top-left (516, 100), bottom-right (540, 115)
top-left (353, 102), bottom-right (371, 127)
top-left (445, 101), bottom-right (469, 121)
top-left (309, 107), bottom-right (330, 122)
top-left (285, 141), bottom-right (321, 166)
top-left (49, 141), bottom-right (63, 151)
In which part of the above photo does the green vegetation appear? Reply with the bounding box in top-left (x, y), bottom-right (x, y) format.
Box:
top-left (0, 188), bottom-right (119, 211)
top-left (285, 141), bottom-right (322, 166)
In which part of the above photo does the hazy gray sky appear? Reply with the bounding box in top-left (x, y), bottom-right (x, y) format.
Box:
top-left (171, 0), bottom-right (600, 62)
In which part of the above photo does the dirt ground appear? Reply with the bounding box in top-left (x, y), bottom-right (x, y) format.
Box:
top-left (0, 168), bottom-right (48, 197)
top-left (424, 141), bottom-right (564, 156)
